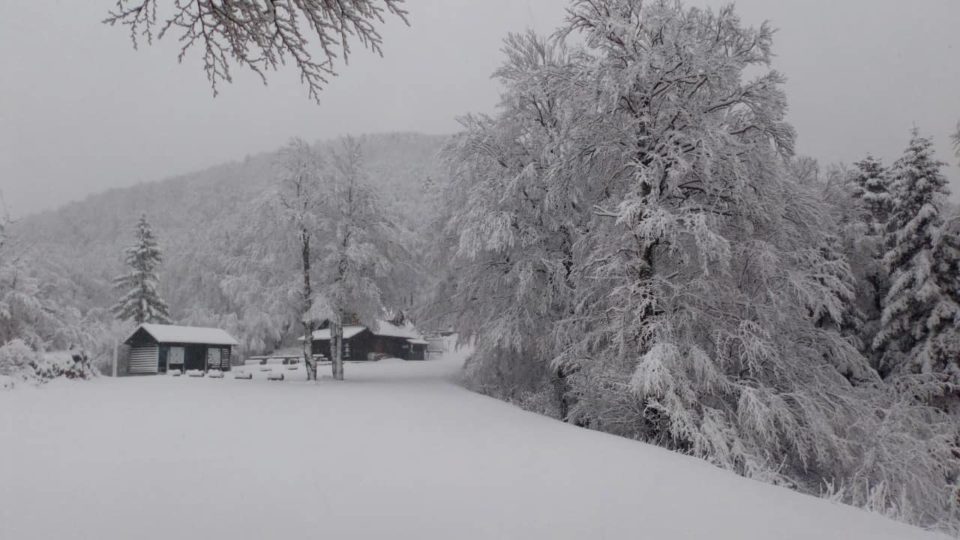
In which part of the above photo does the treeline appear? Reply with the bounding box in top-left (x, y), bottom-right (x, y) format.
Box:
top-left (427, 0), bottom-right (960, 532)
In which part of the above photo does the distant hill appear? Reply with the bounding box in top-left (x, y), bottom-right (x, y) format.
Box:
top-left (13, 133), bottom-right (448, 352)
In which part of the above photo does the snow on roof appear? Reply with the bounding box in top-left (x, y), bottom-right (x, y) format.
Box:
top-left (407, 338), bottom-right (428, 346)
top-left (134, 324), bottom-right (239, 346)
top-left (309, 320), bottom-right (424, 341)
top-left (371, 320), bottom-right (423, 340)
top-left (310, 326), bottom-right (367, 341)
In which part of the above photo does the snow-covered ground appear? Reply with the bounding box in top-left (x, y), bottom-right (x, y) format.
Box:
top-left (0, 351), bottom-right (947, 540)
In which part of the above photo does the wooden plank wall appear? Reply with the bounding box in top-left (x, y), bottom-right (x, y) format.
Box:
top-left (128, 345), bottom-right (159, 374)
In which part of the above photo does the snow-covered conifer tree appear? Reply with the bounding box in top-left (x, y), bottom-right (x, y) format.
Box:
top-left (840, 156), bottom-right (894, 358)
top-left (112, 215), bottom-right (171, 325)
top-left (873, 131), bottom-right (959, 410)
top-left (849, 156), bottom-right (893, 235)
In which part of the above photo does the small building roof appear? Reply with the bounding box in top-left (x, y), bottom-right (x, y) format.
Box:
top-left (371, 320), bottom-right (423, 340)
top-left (407, 338), bottom-right (429, 345)
top-left (309, 320), bottom-right (424, 342)
top-left (130, 324), bottom-right (239, 346)
top-left (309, 326), bottom-right (367, 341)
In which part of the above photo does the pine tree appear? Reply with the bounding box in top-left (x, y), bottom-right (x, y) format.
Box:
top-left (843, 156), bottom-right (894, 360)
top-left (873, 130), bottom-right (957, 385)
top-left (925, 216), bottom-right (960, 410)
top-left (113, 215), bottom-right (171, 325)
top-left (849, 156), bottom-right (893, 235)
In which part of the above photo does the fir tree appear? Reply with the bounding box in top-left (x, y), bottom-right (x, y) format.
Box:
top-left (845, 156), bottom-right (894, 359)
top-left (113, 215), bottom-right (171, 325)
top-left (849, 156), bottom-right (893, 236)
top-left (873, 131), bottom-right (957, 385)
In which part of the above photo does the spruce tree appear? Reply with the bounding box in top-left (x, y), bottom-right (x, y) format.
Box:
top-left (846, 156), bottom-right (894, 358)
top-left (849, 155), bottom-right (893, 235)
top-left (873, 131), bottom-right (957, 384)
top-left (113, 215), bottom-right (171, 325)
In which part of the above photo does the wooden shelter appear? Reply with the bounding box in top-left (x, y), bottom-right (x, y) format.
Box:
top-left (124, 324), bottom-right (239, 375)
top-left (309, 320), bottom-right (428, 361)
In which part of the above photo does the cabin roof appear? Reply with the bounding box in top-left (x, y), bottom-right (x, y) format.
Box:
top-left (129, 324), bottom-right (239, 346)
top-left (309, 320), bottom-right (424, 342)
top-left (309, 326), bottom-right (367, 341)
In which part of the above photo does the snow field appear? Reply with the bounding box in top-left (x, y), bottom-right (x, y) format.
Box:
top-left (0, 352), bottom-right (947, 540)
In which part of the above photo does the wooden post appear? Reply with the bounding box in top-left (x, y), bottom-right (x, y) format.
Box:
top-left (112, 341), bottom-right (118, 378)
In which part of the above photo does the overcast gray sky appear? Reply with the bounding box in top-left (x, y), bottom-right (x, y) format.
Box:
top-left (1, 0), bottom-right (958, 218)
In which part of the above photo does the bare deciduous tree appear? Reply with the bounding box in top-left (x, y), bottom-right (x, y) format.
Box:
top-left (104, 0), bottom-right (409, 102)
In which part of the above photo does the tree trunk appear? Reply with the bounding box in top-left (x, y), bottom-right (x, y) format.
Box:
top-left (299, 226), bottom-right (316, 381)
top-left (331, 319), bottom-right (344, 380)
top-left (302, 320), bottom-right (316, 381)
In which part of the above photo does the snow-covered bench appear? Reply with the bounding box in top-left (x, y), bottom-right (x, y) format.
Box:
top-left (233, 371), bottom-right (253, 380)
top-left (267, 372), bottom-right (284, 381)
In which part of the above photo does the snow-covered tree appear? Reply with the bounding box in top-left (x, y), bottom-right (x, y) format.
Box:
top-left (436, 0), bottom-right (959, 529)
top-left (953, 121), bottom-right (959, 160)
top-left (849, 156), bottom-right (893, 235)
top-left (104, 0), bottom-right (408, 102)
top-left (113, 215), bottom-right (171, 325)
top-left (314, 137), bottom-right (406, 380)
top-left (0, 217), bottom-right (73, 350)
top-left (547, 0), bottom-right (877, 485)
top-left (432, 30), bottom-right (587, 414)
top-left (277, 138), bottom-right (325, 380)
top-left (873, 131), bottom-right (956, 384)
top-left (0, 338), bottom-right (36, 377)
top-left (834, 157), bottom-right (893, 361)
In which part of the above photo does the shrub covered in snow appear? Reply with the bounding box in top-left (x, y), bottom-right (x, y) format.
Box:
top-left (35, 350), bottom-right (97, 381)
top-left (0, 339), bottom-right (96, 388)
top-left (0, 339), bottom-right (37, 377)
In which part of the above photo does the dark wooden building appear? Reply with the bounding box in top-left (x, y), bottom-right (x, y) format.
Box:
top-left (309, 320), bottom-right (428, 361)
top-left (124, 324), bottom-right (239, 375)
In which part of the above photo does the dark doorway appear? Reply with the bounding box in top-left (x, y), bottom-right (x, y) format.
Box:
top-left (184, 345), bottom-right (207, 371)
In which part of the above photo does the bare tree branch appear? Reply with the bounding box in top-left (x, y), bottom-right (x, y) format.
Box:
top-left (104, 0), bottom-right (409, 103)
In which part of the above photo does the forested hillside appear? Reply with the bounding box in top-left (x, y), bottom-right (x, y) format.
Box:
top-left (9, 133), bottom-right (446, 358)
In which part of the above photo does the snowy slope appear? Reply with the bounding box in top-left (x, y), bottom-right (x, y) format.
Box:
top-left (0, 352), bottom-right (947, 540)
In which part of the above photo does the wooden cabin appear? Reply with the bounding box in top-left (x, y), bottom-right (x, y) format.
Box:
top-left (309, 320), bottom-right (428, 361)
top-left (124, 324), bottom-right (239, 375)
